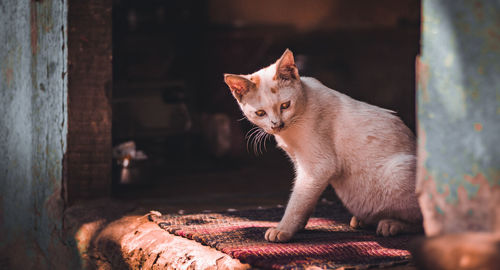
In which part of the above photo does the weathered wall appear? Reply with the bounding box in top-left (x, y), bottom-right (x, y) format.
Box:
top-left (0, 0), bottom-right (74, 268)
top-left (1, 0), bottom-right (113, 268)
top-left (417, 0), bottom-right (500, 236)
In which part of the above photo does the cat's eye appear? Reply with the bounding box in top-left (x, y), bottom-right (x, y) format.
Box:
top-left (255, 110), bottom-right (266, 117)
top-left (280, 101), bottom-right (291, 110)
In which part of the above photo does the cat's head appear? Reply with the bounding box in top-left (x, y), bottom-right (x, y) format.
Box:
top-left (224, 49), bottom-right (304, 134)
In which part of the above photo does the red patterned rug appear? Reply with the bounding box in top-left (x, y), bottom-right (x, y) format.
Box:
top-left (149, 200), bottom-right (415, 269)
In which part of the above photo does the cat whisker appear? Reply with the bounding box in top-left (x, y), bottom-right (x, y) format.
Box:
top-left (246, 127), bottom-right (260, 145)
top-left (245, 126), bottom-right (257, 135)
top-left (263, 132), bottom-right (270, 152)
top-left (261, 132), bottom-right (269, 154)
top-left (246, 126), bottom-right (263, 155)
top-left (247, 133), bottom-right (256, 153)
top-left (254, 131), bottom-right (260, 155)
top-left (257, 130), bottom-right (265, 155)
top-left (245, 126), bottom-right (260, 139)
top-left (257, 129), bottom-right (266, 155)
top-left (246, 137), bottom-right (251, 153)
top-left (256, 129), bottom-right (269, 156)
top-left (253, 132), bottom-right (259, 156)
top-left (245, 126), bottom-right (272, 156)
top-left (245, 127), bottom-right (257, 153)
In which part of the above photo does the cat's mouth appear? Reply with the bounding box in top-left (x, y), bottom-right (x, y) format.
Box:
top-left (269, 124), bottom-right (286, 134)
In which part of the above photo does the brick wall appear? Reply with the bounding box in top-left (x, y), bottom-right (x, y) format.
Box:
top-left (66, 0), bottom-right (112, 204)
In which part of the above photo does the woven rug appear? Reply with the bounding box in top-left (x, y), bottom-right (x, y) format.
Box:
top-left (149, 200), bottom-right (414, 269)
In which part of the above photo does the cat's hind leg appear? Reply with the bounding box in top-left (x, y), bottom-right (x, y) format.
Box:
top-left (350, 216), bottom-right (367, 229)
top-left (376, 219), bottom-right (422, 236)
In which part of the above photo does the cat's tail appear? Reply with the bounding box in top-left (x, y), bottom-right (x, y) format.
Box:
top-left (380, 154), bottom-right (416, 183)
top-left (380, 153), bottom-right (422, 223)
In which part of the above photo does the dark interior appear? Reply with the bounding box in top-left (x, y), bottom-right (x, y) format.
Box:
top-left (111, 0), bottom-right (420, 209)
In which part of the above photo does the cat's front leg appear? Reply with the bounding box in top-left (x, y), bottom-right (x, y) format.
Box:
top-left (265, 166), bottom-right (329, 242)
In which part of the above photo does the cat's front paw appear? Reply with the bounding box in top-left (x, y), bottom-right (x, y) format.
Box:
top-left (264, 227), bottom-right (293, 242)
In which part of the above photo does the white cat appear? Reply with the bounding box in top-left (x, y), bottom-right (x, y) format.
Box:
top-left (224, 49), bottom-right (422, 242)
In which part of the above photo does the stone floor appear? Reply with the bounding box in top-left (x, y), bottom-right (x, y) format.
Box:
top-left (61, 141), bottom-right (500, 269)
top-left (64, 198), bottom-right (420, 270)
top-left (63, 146), bottom-right (420, 269)
top-left (64, 200), bottom-right (249, 269)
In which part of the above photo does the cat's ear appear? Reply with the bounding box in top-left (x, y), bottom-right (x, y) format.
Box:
top-left (224, 74), bottom-right (255, 102)
top-left (274, 49), bottom-right (299, 81)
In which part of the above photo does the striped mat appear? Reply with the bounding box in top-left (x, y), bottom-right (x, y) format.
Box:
top-left (148, 200), bottom-right (414, 269)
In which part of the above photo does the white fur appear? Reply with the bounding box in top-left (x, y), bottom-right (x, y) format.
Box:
top-left (225, 50), bottom-right (422, 242)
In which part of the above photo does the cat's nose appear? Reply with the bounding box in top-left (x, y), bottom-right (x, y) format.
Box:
top-left (271, 121), bottom-right (285, 131)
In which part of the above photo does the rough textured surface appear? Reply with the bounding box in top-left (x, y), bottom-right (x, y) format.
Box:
top-left (63, 200), bottom-right (250, 270)
top-left (62, 199), bottom-right (421, 270)
top-left (1, 1), bottom-right (114, 268)
top-left (0, 0), bottom-right (69, 268)
top-left (150, 203), bottom-right (415, 269)
top-left (65, 0), bottom-right (113, 204)
top-left (416, 0), bottom-right (500, 236)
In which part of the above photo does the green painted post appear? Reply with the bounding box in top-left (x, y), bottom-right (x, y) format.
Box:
top-left (417, 0), bottom-right (500, 236)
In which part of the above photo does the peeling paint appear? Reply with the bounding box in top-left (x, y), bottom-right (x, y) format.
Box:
top-left (419, 170), bottom-right (500, 235)
top-left (1, 0), bottom-right (76, 268)
top-left (1, 48), bottom-right (18, 90)
top-left (30, 1), bottom-right (39, 56)
top-left (415, 56), bottom-right (430, 103)
top-left (4, 68), bottom-right (13, 87)
top-left (418, 0), bottom-right (500, 236)
top-left (473, 1), bottom-right (484, 20)
top-left (474, 122), bottom-right (483, 131)
top-left (435, 205), bottom-right (444, 215)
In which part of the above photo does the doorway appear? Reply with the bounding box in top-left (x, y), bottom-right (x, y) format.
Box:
top-left (110, 0), bottom-right (420, 210)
